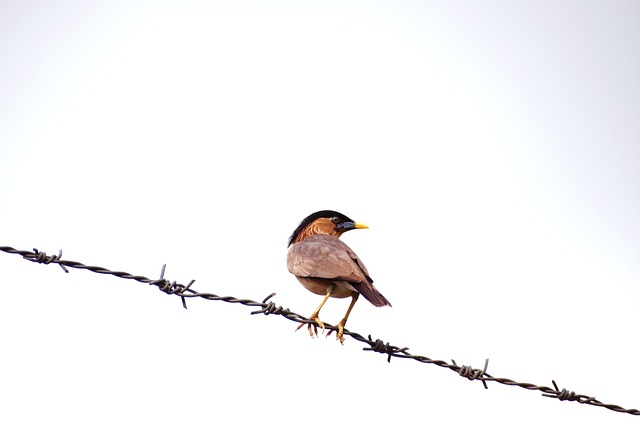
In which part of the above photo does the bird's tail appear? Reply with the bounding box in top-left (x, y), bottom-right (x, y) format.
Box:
top-left (356, 283), bottom-right (391, 307)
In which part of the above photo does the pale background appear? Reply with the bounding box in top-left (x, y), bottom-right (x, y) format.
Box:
top-left (1, 1), bottom-right (639, 426)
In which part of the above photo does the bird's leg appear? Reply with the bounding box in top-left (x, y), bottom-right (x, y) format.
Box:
top-left (328, 293), bottom-right (359, 344)
top-left (296, 285), bottom-right (334, 338)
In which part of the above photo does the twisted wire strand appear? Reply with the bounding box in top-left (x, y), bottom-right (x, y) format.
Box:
top-left (1, 245), bottom-right (638, 417)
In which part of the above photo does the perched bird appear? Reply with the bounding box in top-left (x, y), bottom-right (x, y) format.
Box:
top-left (287, 210), bottom-right (391, 343)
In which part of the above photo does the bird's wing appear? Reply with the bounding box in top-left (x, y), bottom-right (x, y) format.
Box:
top-left (287, 235), bottom-right (390, 307)
top-left (287, 235), bottom-right (371, 285)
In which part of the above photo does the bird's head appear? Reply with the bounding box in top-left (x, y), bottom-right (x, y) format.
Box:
top-left (288, 210), bottom-right (368, 246)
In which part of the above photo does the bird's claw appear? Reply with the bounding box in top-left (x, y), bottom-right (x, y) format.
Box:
top-left (296, 314), bottom-right (325, 338)
top-left (326, 323), bottom-right (346, 344)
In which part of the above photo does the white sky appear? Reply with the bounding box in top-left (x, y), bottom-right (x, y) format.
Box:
top-left (1, 1), bottom-right (639, 425)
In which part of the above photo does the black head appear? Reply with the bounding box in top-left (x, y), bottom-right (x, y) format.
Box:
top-left (288, 210), bottom-right (358, 246)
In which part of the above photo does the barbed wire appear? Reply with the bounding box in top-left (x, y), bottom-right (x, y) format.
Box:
top-left (1, 245), bottom-right (638, 417)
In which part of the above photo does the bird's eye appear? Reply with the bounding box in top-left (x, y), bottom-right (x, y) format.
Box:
top-left (331, 216), bottom-right (340, 224)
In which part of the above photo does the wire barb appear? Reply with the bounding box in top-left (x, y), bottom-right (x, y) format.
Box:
top-left (363, 335), bottom-right (409, 363)
top-left (452, 359), bottom-right (490, 389)
top-left (149, 264), bottom-right (195, 309)
top-left (542, 380), bottom-right (597, 404)
top-left (1, 244), bottom-right (639, 417)
top-left (28, 248), bottom-right (68, 273)
top-left (251, 293), bottom-right (287, 315)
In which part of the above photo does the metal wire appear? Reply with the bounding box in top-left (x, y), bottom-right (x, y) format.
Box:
top-left (1, 245), bottom-right (638, 417)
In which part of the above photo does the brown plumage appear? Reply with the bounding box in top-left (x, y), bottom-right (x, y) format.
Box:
top-left (287, 210), bottom-right (390, 343)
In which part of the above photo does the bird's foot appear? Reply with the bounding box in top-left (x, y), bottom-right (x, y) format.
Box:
top-left (326, 321), bottom-right (346, 344)
top-left (296, 313), bottom-right (325, 338)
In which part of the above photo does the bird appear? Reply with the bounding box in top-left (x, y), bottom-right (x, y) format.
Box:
top-left (287, 210), bottom-right (391, 343)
